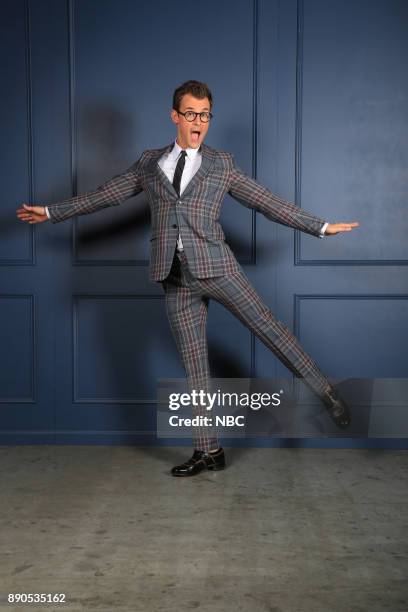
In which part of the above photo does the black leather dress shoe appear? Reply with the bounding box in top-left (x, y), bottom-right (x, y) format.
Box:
top-left (171, 447), bottom-right (226, 477)
top-left (321, 387), bottom-right (351, 428)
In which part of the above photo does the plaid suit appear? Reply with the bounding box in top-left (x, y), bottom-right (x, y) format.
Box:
top-left (47, 142), bottom-right (331, 451)
top-left (162, 249), bottom-right (331, 452)
top-left (46, 142), bottom-right (326, 282)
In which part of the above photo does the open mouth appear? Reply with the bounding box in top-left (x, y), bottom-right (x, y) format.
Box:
top-left (190, 130), bottom-right (201, 143)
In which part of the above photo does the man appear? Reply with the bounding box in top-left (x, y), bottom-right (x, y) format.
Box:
top-left (16, 80), bottom-right (359, 477)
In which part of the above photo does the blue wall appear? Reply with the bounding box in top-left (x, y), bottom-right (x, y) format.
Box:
top-left (1, 0), bottom-right (407, 447)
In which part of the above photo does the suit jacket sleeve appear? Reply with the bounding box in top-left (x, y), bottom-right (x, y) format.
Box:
top-left (227, 154), bottom-right (327, 237)
top-left (46, 152), bottom-right (146, 224)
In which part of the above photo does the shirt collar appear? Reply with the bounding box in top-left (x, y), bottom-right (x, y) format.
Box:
top-left (170, 139), bottom-right (201, 160)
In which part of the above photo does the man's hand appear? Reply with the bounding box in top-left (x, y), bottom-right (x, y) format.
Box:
top-left (16, 204), bottom-right (48, 224)
top-left (325, 222), bottom-right (359, 235)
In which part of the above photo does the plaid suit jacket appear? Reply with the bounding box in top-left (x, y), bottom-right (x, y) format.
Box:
top-left (46, 142), bottom-right (326, 281)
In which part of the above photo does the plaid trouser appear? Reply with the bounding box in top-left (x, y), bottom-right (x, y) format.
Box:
top-left (161, 249), bottom-right (331, 452)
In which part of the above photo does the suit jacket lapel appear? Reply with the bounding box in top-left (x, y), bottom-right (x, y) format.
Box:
top-left (180, 143), bottom-right (215, 199)
top-left (146, 143), bottom-right (177, 197)
top-left (149, 142), bottom-right (216, 199)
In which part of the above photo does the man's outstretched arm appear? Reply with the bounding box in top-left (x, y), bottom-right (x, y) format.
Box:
top-left (16, 152), bottom-right (146, 225)
top-left (227, 154), bottom-right (359, 237)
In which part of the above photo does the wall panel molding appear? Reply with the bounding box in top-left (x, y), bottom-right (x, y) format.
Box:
top-left (0, 294), bottom-right (35, 402)
top-left (1, 0), bottom-right (35, 266)
top-left (294, 0), bottom-right (408, 266)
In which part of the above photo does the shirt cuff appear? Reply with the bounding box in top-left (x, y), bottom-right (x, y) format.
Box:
top-left (44, 206), bottom-right (51, 219)
top-left (319, 222), bottom-right (328, 237)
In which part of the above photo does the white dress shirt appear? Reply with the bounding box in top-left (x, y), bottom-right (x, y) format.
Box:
top-left (157, 139), bottom-right (202, 250)
top-left (45, 140), bottom-right (328, 240)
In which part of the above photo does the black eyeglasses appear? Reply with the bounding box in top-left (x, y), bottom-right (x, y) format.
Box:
top-left (177, 110), bottom-right (213, 123)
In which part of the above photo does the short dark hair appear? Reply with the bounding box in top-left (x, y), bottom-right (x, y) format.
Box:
top-left (172, 80), bottom-right (213, 112)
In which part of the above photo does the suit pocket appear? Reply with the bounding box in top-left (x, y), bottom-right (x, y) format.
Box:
top-left (149, 236), bottom-right (158, 242)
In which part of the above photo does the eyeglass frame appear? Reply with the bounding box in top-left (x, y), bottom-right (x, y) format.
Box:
top-left (177, 110), bottom-right (213, 123)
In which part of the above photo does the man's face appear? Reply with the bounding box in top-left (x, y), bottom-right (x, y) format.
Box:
top-left (171, 93), bottom-right (211, 149)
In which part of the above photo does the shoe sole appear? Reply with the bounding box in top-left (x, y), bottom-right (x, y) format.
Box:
top-left (171, 463), bottom-right (226, 476)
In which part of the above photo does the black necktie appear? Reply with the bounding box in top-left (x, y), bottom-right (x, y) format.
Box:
top-left (172, 150), bottom-right (187, 196)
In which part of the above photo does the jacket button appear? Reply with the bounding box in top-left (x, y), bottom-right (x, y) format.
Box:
top-left (172, 224), bottom-right (177, 228)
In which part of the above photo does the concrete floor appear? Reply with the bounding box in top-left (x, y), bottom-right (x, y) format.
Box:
top-left (1, 445), bottom-right (407, 612)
